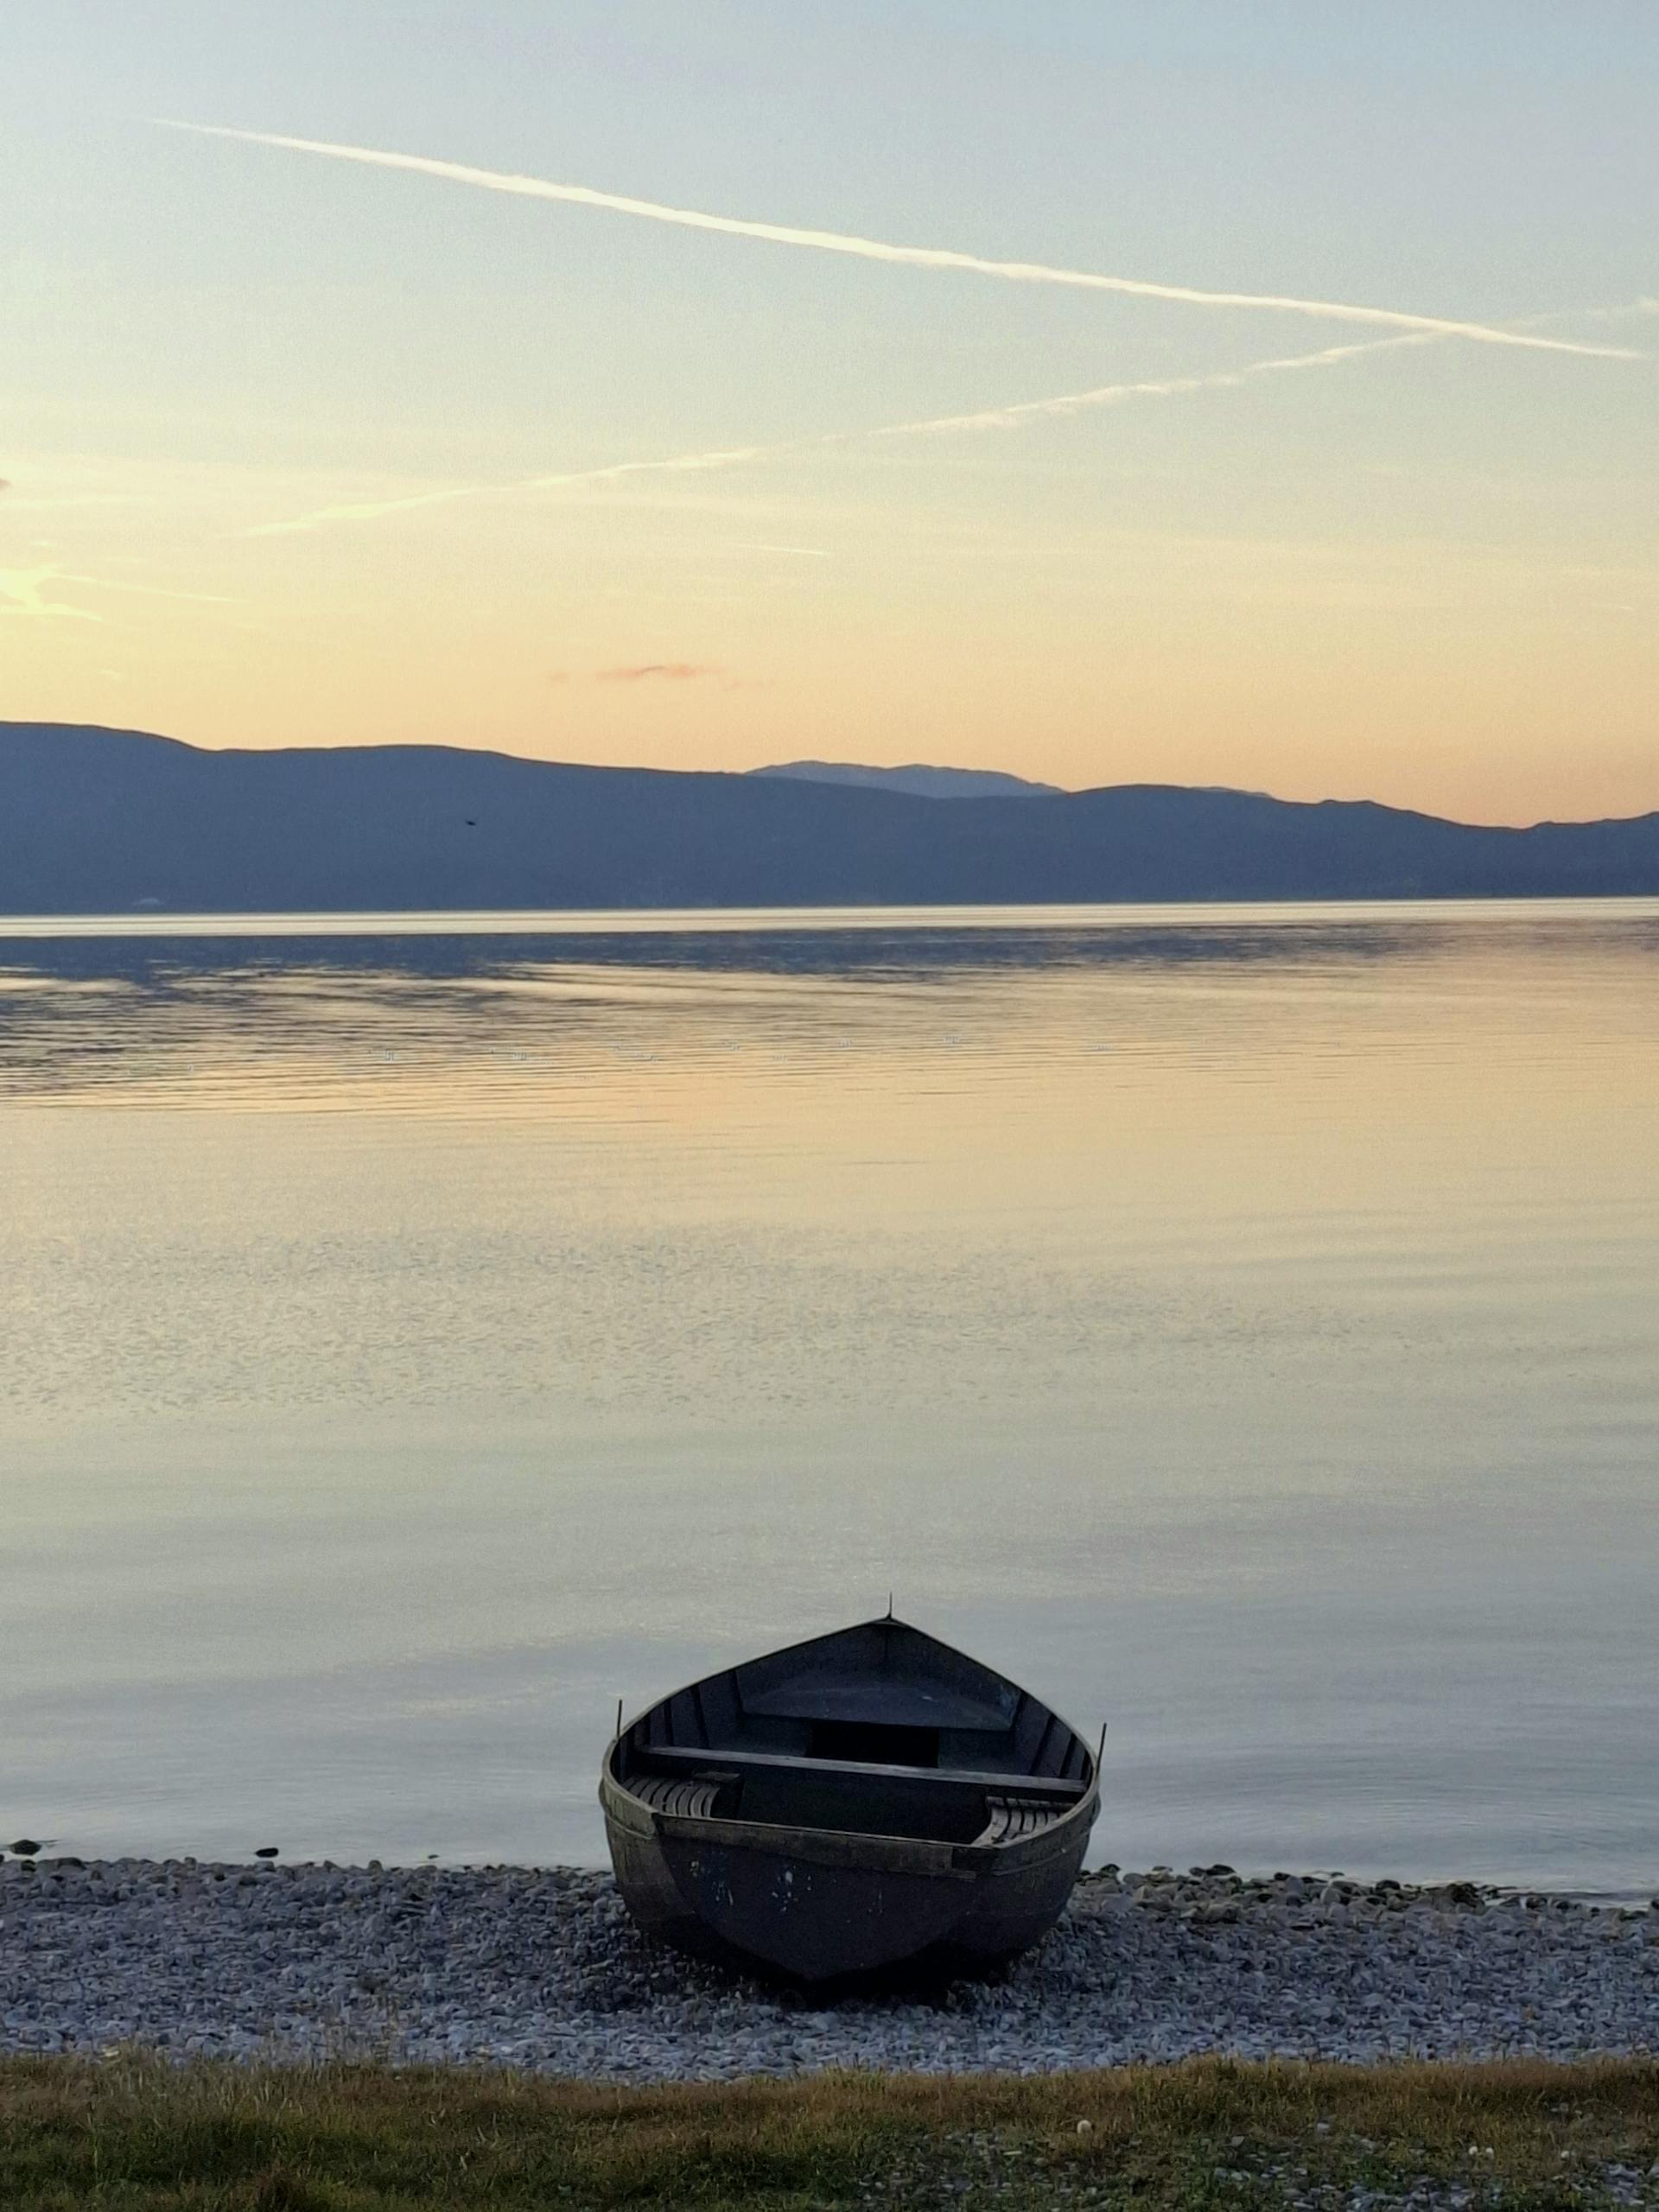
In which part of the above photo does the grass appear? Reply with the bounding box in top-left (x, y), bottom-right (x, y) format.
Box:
top-left (3, 2054), bottom-right (1656, 2210)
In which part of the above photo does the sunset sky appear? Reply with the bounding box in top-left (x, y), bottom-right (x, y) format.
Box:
top-left (4, 3), bottom-right (1656, 823)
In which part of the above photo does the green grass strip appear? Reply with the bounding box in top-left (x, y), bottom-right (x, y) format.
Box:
top-left (3, 2054), bottom-right (1656, 2210)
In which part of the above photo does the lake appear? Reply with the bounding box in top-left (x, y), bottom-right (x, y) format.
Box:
top-left (2, 902), bottom-right (1656, 1896)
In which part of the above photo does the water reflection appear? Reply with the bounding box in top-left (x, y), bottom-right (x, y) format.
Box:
top-left (3, 904), bottom-right (1656, 1887)
top-left (4, 899), bottom-right (1657, 1108)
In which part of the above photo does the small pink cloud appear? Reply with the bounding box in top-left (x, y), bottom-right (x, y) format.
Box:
top-left (595, 662), bottom-right (716, 683)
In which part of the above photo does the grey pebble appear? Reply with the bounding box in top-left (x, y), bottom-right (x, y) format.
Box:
top-left (1, 1859), bottom-right (1656, 2081)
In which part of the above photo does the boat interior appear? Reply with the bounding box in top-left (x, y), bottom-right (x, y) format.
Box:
top-left (615, 1620), bottom-right (1096, 1846)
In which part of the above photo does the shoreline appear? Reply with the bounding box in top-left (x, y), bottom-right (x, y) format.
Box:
top-left (5, 1857), bottom-right (1656, 2079)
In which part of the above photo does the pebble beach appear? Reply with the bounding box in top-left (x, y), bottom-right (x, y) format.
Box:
top-left (4, 1856), bottom-right (1656, 2079)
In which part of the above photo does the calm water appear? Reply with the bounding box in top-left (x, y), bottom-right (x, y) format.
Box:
top-left (3, 903), bottom-right (1656, 1894)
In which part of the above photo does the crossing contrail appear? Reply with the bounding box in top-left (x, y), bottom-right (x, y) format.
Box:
top-left (248, 442), bottom-right (775, 535)
top-left (161, 121), bottom-right (1640, 360)
top-left (862, 333), bottom-right (1434, 437)
top-left (246, 334), bottom-right (1420, 536)
top-left (244, 297), bottom-right (1655, 540)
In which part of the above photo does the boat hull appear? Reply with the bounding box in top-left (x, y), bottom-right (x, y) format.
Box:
top-left (601, 1768), bottom-right (1096, 1983)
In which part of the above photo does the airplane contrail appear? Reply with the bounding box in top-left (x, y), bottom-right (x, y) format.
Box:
top-left (248, 444), bottom-right (775, 535)
top-left (161, 121), bottom-right (1640, 360)
top-left (245, 296), bottom-right (1655, 539)
top-left (862, 333), bottom-right (1434, 437)
top-left (246, 333), bottom-right (1420, 536)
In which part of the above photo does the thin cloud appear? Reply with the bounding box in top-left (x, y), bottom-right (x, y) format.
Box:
top-left (724, 541), bottom-right (835, 558)
top-left (595, 662), bottom-right (715, 682)
top-left (0, 563), bottom-right (237, 620)
top-left (0, 565), bottom-right (103, 620)
top-left (0, 492), bottom-right (154, 514)
top-left (59, 571), bottom-right (239, 606)
top-left (1567, 295), bottom-right (1659, 324)
top-left (162, 121), bottom-right (1639, 360)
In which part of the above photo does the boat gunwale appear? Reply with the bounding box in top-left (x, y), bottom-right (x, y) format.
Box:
top-left (600, 1749), bottom-right (1101, 1872)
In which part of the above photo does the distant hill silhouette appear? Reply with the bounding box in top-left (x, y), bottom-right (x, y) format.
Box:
top-left (3, 721), bottom-right (1658, 912)
top-left (753, 760), bottom-right (1062, 799)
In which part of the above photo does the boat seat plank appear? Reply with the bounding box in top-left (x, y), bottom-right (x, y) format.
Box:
top-left (631, 1771), bottom-right (735, 1821)
top-left (638, 1742), bottom-right (1086, 1800)
top-left (975, 1796), bottom-right (1065, 1847)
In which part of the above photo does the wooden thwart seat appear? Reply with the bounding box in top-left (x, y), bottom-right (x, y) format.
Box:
top-left (640, 1742), bottom-right (1085, 1800)
top-left (632, 1771), bottom-right (733, 1820)
top-left (976, 1795), bottom-right (1064, 1847)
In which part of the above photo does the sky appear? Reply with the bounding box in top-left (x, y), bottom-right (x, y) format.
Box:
top-left (3, 2), bottom-right (1656, 823)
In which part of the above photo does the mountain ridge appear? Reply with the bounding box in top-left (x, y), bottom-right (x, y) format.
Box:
top-left (3, 720), bottom-right (1657, 912)
top-left (752, 760), bottom-right (1064, 799)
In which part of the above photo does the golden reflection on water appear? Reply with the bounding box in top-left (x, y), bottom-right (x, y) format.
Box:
top-left (2, 904), bottom-right (1656, 1887)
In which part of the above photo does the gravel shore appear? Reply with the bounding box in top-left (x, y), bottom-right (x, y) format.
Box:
top-left (3, 1856), bottom-right (1656, 2079)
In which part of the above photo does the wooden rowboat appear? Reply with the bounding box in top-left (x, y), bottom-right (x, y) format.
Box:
top-left (599, 1615), bottom-right (1101, 1984)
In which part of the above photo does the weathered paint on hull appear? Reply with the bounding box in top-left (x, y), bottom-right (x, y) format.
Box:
top-left (602, 1777), bottom-right (1096, 1983)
